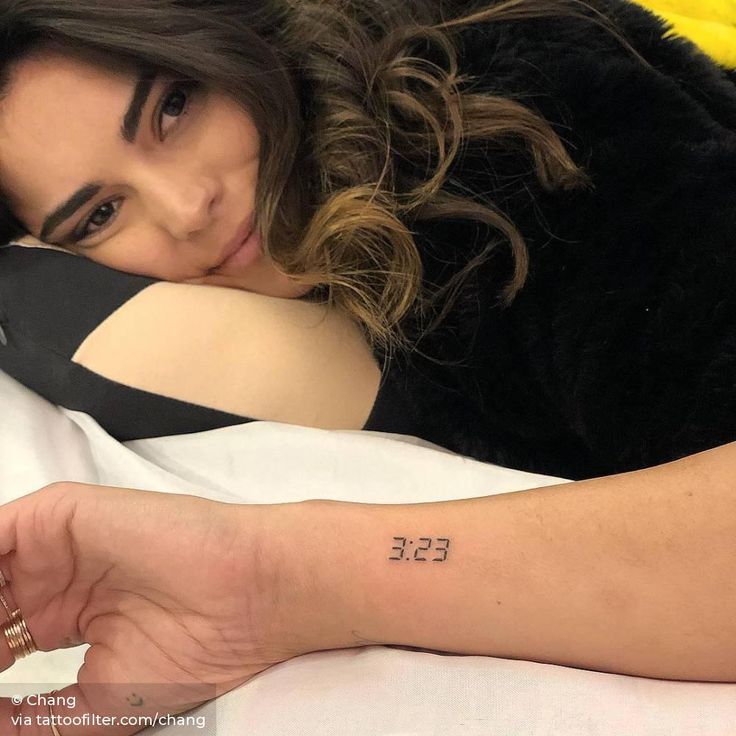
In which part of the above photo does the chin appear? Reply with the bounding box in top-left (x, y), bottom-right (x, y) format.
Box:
top-left (184, 269), bottom-right (316, 299)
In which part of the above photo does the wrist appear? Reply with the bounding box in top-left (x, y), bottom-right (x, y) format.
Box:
top-left (254, 497), bottom-right (484, 657)
top-left (262, 497), bottom-right (460, 654)
top-left (249, 499), bottom-right (383, 656)
top-left (263, 495), bottom-right (524, 658)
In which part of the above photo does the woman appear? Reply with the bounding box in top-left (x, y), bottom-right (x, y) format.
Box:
top-left (0, 0), bottom-right (735, 728)
top-left (1, 0), bottom-right (734, 479)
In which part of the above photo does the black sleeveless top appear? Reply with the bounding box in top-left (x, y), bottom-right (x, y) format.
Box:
top-left (1, 0), bottom-right (736, 480)
top-left (0, 241), bottom-right (486, 451)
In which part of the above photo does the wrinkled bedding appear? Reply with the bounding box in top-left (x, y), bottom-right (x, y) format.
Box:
top-left (1, 369), bottom-right (735, 735)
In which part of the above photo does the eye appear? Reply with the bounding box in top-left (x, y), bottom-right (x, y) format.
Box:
top-left (73, 81), bottom-right (200, 245)
top-left (156, 81), bottom-right (198, 138)
top-left (74, 199), bottom-right (124, 245)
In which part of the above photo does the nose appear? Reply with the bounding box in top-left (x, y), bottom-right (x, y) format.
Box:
top-left (144, 169), bottom-right (223, 242)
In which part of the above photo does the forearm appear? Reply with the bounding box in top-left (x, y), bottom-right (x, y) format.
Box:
top-left (276, 442), bottom-right (736, 682)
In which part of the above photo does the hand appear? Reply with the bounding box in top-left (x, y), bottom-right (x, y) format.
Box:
top-left (0, 482), bottom-right (322, 735)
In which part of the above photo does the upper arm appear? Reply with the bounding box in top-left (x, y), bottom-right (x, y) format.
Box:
top-left (70, 281), bottom-right (382, 430)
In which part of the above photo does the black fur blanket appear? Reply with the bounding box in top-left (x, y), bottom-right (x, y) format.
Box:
top-left (394, 0), bottom-right (736, 479)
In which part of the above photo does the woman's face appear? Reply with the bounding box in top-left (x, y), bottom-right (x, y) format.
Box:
top-left (0, 50), bottom-right (313, 299)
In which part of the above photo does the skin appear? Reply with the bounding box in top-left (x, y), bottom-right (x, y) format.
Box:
top-left (2, 447), bottom-right (736, 732)
top-left (0, 50), bottom-right (313, 299)
top-left (0, 483), bottom-right (319, 734)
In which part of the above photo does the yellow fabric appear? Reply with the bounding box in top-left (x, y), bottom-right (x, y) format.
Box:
top-left (631, 0), bottom-right (736, 68)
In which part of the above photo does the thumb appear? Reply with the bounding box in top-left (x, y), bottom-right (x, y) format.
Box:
top-left (0, 484), bottom-right (86, 671)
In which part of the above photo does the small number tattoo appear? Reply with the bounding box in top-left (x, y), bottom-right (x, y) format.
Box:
top-left (389, 537), bottom-right (451, 562)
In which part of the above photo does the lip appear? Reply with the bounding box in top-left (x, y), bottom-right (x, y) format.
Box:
top-left (214, 215), bottom-right (255, 271)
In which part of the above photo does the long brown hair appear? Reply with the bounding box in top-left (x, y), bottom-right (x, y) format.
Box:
top-left (0, 0), bottom-right (624, 358)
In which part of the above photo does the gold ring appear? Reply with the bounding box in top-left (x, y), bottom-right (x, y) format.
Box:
top-left (2, 609), bottom-right (37, 659)
top-left (49, 690), bottom-right (63, 736)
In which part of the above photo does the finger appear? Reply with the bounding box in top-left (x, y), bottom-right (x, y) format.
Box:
top-left (0, 560), bottom-right (84, 670)
top-left (0, 487), bottom-right (87, 671)
top-left (0, 482), bottom-right (95, 553)
top-left (0, 571), bottom-right (86, 677)
top-left (0, 483), bottom-right (70, 557)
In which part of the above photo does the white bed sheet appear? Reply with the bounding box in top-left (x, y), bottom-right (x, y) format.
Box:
top-left (1, 369), bottom-right (735, 735)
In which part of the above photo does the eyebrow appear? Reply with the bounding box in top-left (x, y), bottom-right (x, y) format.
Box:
top-left (39, 71), bottom-right (158, 243)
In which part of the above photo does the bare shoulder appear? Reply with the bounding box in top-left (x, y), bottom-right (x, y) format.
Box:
top-left (71, 281), bottom-right (382, 430)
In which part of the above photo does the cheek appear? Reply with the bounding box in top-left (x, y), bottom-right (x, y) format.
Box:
top-left (92, 232), bottom-right (186, 280)
top-left (225, 128), bottom-right (260, 169)
top-left (240, 117), bottom-right (261, 160)
top-left (211, 98), bottom-right (261, 163)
